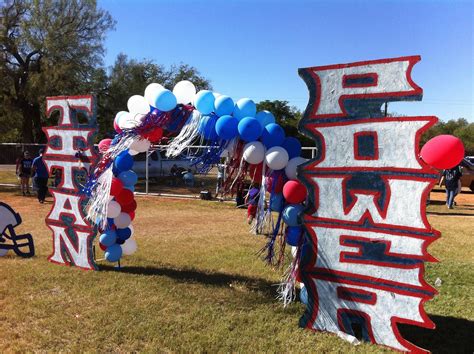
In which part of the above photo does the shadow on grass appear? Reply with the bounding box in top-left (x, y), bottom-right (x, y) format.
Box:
top-left (427, 211), bottom-right (474, 217)
top-left (100, 264), bottom-right (278, 299)
top-left (398, 315), bottom-right (474, 353)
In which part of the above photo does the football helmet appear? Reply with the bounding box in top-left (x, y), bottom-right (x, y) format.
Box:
top-left (0, 202), bottom-right (35, 258)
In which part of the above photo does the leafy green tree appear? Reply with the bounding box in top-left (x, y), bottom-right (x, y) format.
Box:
top-left (0, 0), bottom-right (115, 142)
top-left (421, 118), bottom-right (474, 155)
top-left (97, 53), bottom-right (212, 139)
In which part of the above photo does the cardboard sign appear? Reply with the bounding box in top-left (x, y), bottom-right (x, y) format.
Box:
top-left (298, 56), bottom-right (439, 352)
top-left (43, 95), bottom-right (98, 270)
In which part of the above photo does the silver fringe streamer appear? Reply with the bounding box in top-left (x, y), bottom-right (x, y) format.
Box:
top-left (166, 110), bottom-right (202, 158)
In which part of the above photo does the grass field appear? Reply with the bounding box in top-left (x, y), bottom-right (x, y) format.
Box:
top-left (0, 187), bottom-right (473, 352)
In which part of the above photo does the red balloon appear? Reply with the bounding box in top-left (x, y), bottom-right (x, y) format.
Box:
top-left (99, 242), bottom-right (107, 251)
top-left (283, 180), bottom-right (307, 204)
top-left (110, 178), bottom-right (124, 197)
top-left (121, 199), bottom-right (137, 213)
top-left (249, 163), bottom-right (263, 182)
top-left (98, 138), bottom-right (112, 153)
top-left (114, 120), bottom-right (122, 134)
top-left (144, 127), bottom-right (163, 143)
top-left (129, 211), bottom-right (135, 221)
top-left (420, 135), bottom-right (465, 169)
top-left (116, 188), bottom-right (134, 206)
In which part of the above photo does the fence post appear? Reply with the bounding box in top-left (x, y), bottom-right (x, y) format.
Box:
top-left (145, 149), bottom-right (149, 195)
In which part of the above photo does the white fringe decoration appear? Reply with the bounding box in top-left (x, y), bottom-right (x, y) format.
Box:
top-left (276, 256), bottom-right (299, 307)
top-left (85, 134), bottom-right (137, 228)
top-left (166, 110), bottom-right (202, 158)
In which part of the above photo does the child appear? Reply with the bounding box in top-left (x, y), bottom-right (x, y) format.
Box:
top-left (246, 185), bottom-right (260, 224)
top-left (16, 151), bottom-right (33, 196)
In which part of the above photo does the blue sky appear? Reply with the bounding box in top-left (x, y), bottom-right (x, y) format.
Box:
top-left (99, 0), bottom-right (473, 122)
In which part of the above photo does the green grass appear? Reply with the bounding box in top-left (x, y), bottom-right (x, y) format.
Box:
top-left (0, 191), bottom-right (473, 352)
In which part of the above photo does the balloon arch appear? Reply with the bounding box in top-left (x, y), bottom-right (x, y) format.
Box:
top-left (85, 81), bottom-right (310, 304)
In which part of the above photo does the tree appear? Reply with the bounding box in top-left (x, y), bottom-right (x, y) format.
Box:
top-left (0, 0), bottom-right (115, 142)
top-left (256, 100), bottom-right (313, 146)
top-left (97, 53), bottom-right (212, 139)
top-left (421, 118), bottom-right (474, 155)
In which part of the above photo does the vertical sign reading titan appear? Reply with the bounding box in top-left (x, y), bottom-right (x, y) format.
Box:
top-left (43, 95), bottom-right (98, 270)
top-left (297, 56), bottom-right (439, 352)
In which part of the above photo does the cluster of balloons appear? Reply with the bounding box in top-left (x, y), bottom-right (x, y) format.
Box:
top-left (97, 149), bottom-right (139, 262)
top-left (112, 80), bottom-right (197, 133)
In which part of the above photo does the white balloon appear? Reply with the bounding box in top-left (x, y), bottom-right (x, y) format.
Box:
top-left (128, 224), bottom-right (134, 236)
top-left (173, 80), bottom-right (196, 104)
top-left (114, 212), bottom-right (132, 229)
top-left (285, 157), bottom-right (308, 180)
top-left (0, 248), bottom-right (9, 257)
top-left (121, 237), bottom-right (137, 255)
top-left (115, 111), bottom-right (127, 124)
top-left (130, 138), bottom-right (151, 153)
top-left (144, 83), bottom-right (164, 105)
top-left (243, 141), bottom-right (265, 165)
top-left (107, 200), bottom-right (121, 218)
top-left (118, 112), bottom-right (139, 129)
top-left (128, 149), bottom-right (139, 156)
top-left (265, 146), bottom-right (289, 170)
top-left (127, 95), bottom-right (150, 115)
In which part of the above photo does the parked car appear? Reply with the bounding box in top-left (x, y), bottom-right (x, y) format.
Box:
top-left (460, 158), bottom-right (474, 192)
top-left (133, 150), bottom-right (197, 179)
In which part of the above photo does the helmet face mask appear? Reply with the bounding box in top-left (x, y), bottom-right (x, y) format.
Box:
top-left (0, 203), bottom-right (35, 258)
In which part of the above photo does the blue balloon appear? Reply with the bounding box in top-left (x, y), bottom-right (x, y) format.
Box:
top-left (124, 185), bottom-right (135, 192)
top-left (195, 90), bottom-right (215, 115)
top-left (116, 227), bottom-right (132, 241)
top-left (99, 229), bottom-right (117, 247)
top-left (118, 170), bottom-right (138, 186)
top-left (214, 95), bottom-right (234, 117)
top-left (281, 137), bottom-right (302, 159)
top-left (198, 115), bottom-right (218, 140)
top-left (215, 115), bottom-right (238, 140)
top-left (238, 117), bottom-right (263, 142)
top-left (255, 110), bottom-right (276, 127)
top-left (114, 151), bottom-right (134, 172)
top-left (286, 226), bottom-right (302, 246)
top-left (270, 193), bottom-right (284, 212)
top-left (261, 123), bottom-right (285, 148)
top-left (300, 286), bottom-right (308, 305)
top-left (153, 89), bottom-right (177, 112)
top-left (282, 204), bottom-right (304, 226)
top-left (105, 244), bottom-right (123, 262)
top-left (233, 98), bottom-right (256, 120)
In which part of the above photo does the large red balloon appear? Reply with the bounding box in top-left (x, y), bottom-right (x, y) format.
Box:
top-left (420, 135), bottom-right (465, 169)
top-left (98, 138), bottom-right (112, 153)
top-left (283, 180), bottom-right (307, 204)
top-left (110, 178), bottom-right (124, 197)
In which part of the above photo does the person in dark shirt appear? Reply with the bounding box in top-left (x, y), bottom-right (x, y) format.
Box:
top-left (439, 165), bottom-right (462, 209)
top-left (31, 149), bottom-right (49, 204)
top-left (16, 151), bottom-right (33, 196)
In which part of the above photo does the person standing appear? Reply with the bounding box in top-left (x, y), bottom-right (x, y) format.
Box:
top-left (31, 149), bottom-right (49, 204)
top-left (439, 165), bottom-right (462, 209)
top-left (16, 151), bottom-right (33, 196)
top-left (216, 163), bottom-right (225, 195)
